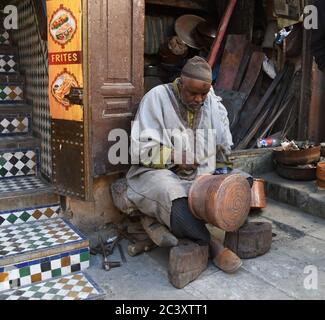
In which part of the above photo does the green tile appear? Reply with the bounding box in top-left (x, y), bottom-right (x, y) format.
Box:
top-left (51, 269), bottom-right (62, 278)
top-left (0, 167), bottom-right (8, 177)
top-left (0, 156), bottom-right (6, 166)
top-left (80, 251), bottom-right (90, 263)
top-left (7, 214), bottom-right (18, 224)
top-left (19, 267), bottom-right (30, 278)
top-left (32, 292), bottom-right (45, 299)
top-left (20, 212), bottom-right (31, 222)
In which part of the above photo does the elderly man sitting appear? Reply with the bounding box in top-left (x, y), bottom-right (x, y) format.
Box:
top-left (127, 56), bottom-right (242, 277)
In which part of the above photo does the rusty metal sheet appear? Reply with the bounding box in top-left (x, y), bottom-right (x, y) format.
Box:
top-left (51, 119), bottom-right (86, 199)
top-left (214, 34), bottom-right (248, 90)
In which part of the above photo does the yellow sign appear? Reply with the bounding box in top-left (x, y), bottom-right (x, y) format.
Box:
top-left (47, 0), bottom-right (83, 121)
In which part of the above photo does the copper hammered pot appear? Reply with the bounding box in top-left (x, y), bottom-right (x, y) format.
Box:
top-left (317, 162), bottom-right (325, 189)
top-left (188, 174), bottom-right (251, 232)
top-left (251, 179), bottom-right (267, 209)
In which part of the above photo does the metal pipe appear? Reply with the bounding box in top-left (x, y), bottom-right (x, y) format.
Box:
top-left (208, 0), bottom-right (238, 67)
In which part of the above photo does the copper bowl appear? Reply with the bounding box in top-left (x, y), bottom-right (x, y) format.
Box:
top-left (317, 162), bottom-right (325, 189)
top-left (276, 163), bottom-right (317, 181)
top-left (273, 143), bottom-right (321, 166)
top-left (251, 178), bottom-right (267, 209)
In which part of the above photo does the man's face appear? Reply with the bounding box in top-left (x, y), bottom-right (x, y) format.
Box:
top-left (179, 77), bottom-right (211, 112)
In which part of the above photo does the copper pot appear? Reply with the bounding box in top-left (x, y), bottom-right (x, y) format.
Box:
top-left (317, 162), bottom-right (325, 189)
top-left (251, 179), bottom-right (267, 209)
top-left (188, 174), bottom-right (251, 232)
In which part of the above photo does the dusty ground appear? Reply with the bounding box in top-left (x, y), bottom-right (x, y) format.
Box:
top-left (86, 199), bottom-right (325, 300)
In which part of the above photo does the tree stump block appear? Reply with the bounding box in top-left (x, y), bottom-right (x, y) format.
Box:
top-left (224, 222), bottom-right (272, 259)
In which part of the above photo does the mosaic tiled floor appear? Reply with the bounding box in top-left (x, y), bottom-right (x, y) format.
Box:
top-left (0, 176), bottom-right (49, 194)
top-left (0, 114), bottom-right (30, 135)
top-left (0, 149), bottom-right (38, 178)
top-left (0, 272), bottom-right (105, 300)
top-left (0, 55), bottom-right (18, 73)
top-left (0, 204), bottom-right (60, 227)
top-left (0, 218), bottom-right (85, 260)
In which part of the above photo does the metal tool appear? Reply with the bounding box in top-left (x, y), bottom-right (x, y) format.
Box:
top-left (99, 236), bottom-right (121, 271)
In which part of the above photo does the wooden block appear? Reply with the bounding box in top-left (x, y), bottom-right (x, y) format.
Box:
top-left (128, 239), bottom-right (157, 257)
top-left (168, 242), bottom-right (209, 289)
top-left (141, 216), bottom-right (178, 247)
top-left (224, 222), bottom-right (272, 259)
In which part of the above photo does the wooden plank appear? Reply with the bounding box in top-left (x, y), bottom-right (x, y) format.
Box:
top-left (234, 65), bottom-right (288, 148)
top-left (214, 34), bottom-right (248, 90)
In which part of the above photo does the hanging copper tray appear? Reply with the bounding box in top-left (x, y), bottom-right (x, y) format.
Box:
top-left (273, 143), bottom-right (321, 166)
top-left (276, 163), bottom-right (317, 181)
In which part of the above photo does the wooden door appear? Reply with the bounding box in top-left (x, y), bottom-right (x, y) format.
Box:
top-left (86, 0), bottom-right (144, 177)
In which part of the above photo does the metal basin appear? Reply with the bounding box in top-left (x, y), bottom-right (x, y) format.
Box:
top-left (276, 163), bottom-right (317, 181)
top-left (273, 143), bottom-right (321, 165)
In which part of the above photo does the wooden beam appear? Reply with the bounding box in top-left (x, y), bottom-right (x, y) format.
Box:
top-left (145, 0), bottom-right (209, 11)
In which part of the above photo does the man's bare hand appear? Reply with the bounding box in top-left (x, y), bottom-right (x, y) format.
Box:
top-left (171, 151), bottom-right (199, 171)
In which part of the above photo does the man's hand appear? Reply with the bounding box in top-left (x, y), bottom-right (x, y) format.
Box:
top-left (171, 150), bottom-right (199, 171)
top-left (216, 145), bottom-right (230, 163)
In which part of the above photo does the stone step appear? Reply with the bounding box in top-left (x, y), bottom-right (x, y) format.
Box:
top-left (0, 271), bottom-right (105, 300)
top-left (0, 176), bottom-right (58, 211)
top-left (0, 106), bottom-right (31, 136)
top-left (0, 137), bottom-right (40, 178)
top-left (0, 45), bottom-right (17, 55)
top-left (0, 80), bottom-right (24, 104)
top-left (0, 53), bottom-right (19, 74)
top-left (0, 217), bottom-right (90, 292)
top-left (0, 74), bottom-right (24, 83)
top-left (0, 203), bottom-right (61, 227)
top-left (0, 135), bottom-right (40, 149)
top-left (261, 172), bottom-right (325, 219)
top-left (0, 30), bottom-right (10, 45)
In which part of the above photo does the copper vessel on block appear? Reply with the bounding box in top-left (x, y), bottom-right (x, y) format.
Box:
top-left (250, 179), bottom-right (267, 209)
top-left (188, 174), bottom-right (251, 232)
top-left (317, 162), bottom-right (325, 189)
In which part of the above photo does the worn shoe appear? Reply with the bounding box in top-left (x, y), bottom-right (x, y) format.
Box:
top-left (212, 248), bottom-right (243, 274)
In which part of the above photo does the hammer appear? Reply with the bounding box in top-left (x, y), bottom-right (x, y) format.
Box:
top-left (99, 236), bottom-right (121, 271)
